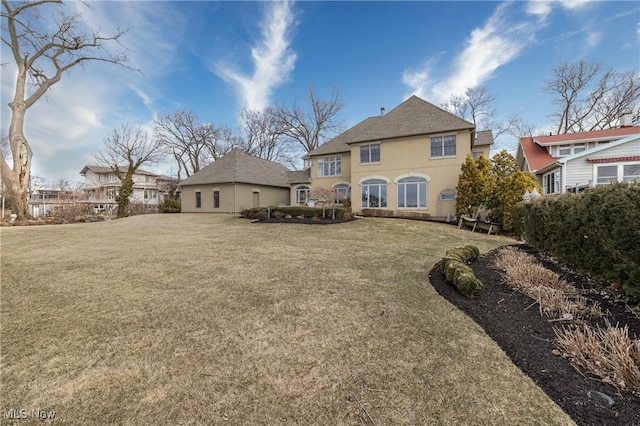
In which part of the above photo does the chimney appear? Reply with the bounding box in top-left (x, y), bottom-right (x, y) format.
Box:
top-left (619, 112), bottom-right (633, 127)
top-left (380, 107), bottom-right (385, 116)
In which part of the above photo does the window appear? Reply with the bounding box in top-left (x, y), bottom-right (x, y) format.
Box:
top-left (472, 151), bottom-right (483, 160)
top-left (106, 188), bottom-right (116, 199)
top-left (623, 164), bottom-right (640, 183)
top-left (333, 183), bottom-right (351, 203)
top-left (596, 165), bottom-right (618, 185)
top-left (144, 189), bottom-right (157, 199)
top-left (195, 191), bottom-right (201, 208)
top-left (360, 143), bottom-right (381, 163)
top-left (431, 135), bottom-right (456, 157)
top-left (558, 144), bottom-right (586, 156)
top-left (543, 171), bottom-right (560, 194)
top-left (213, 190), bottom-right (220, 208)
top-left (361, 179), bottom-right (387, 208)
top-left (317, 156), bottom-right (342, 177)
top-left (397, 177), bottom-right (427, 208)
top-left (295, 186), bottom-right (310, 205)
top-left (440, 189), bottom-right (457, 201)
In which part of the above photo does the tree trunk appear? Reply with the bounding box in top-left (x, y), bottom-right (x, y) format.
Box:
top-left (6, 63), bottom-right (32, 219)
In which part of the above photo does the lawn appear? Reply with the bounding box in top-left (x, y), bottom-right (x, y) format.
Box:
top-left (1, 215), bottom-right (574, 425)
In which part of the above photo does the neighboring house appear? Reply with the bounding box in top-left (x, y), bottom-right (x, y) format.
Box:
top-left (294, 95), bottom-right (493, 219)
top-left (180, 148), bottom-right (290, 213)
top-left (517, 127), bottom-right (640, 195)
top-left (28, 188), bottom-right (80, 218)
top-left (79, 166), bottom-right (174, 214)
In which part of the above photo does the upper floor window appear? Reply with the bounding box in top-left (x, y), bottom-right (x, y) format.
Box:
top-left (317, 156), bottom-right (341, 177)
top-left (558, 144), bottom-right (586, 156)
top-left (360, 143), bottom-right (381, 164)
top-left (431, 135), bottom-right (456, 157)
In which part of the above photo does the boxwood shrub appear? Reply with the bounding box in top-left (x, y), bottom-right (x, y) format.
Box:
top-left (513, 182), bottom-right (640, 300)
top-left (240, 206), bottom-right (347, 220)
top-left (440, 245), bottom-right (484, 297)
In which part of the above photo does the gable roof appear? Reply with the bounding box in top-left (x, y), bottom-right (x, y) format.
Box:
top-left (179, 148), bottom-right (290, 188)
top-left (533, 126), bottom-right (640, 146)
top-left (80, 165), bottom-right (158, 176)
top-left (518, 137), bottom-right (556, 172)
top-left (308, 117), bottom-right (380, 157)
top-left (474, 130), bottom-right (494, 147)
top-left (307, 95), bottom-right (474, 157)
top-left (346, 95), bottom-right (474, 144)
top-left (519, 130), bottom-right (640, 173)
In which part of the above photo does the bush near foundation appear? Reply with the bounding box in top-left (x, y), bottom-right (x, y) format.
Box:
top-left (240, 206), bottom-right (347, 220)
top-left (440, 245), bottom-right (483, 297)
top-left (513, 182), bottom-right (640, 301)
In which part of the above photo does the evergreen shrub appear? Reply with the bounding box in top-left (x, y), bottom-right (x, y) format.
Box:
top-left (514, 182), bottom-right (640, 300)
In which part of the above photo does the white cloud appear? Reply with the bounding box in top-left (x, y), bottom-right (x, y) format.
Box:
top-left (215, 1), bottom-right (297, 112)
top-left (404, 3), bottom-right (535, 103)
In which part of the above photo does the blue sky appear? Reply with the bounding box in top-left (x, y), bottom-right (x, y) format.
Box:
top-left (1, 0), bottom-right (639, 183)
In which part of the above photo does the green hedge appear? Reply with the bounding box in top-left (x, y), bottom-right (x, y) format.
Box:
top-left (513, 182), bottom-right (640, 300)
top-left (240, 206), bottom-right (347, 219)
top-left (440, 245), bottom-right (484, 297)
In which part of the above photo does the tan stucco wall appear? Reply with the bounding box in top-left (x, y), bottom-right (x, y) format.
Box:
top-left (349, 130), bottom-right (472, 218)
top-left (181, 183), bottom-right (289, 213)
top-left (290, 152), bottom-right (352, 205)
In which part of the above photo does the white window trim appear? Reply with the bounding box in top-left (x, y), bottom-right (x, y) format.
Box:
top-left (317, 156), bottom-right (342, 177)
top-left (593, 161), bottom-right (640, 185)
top-left (396, 176), bottom-right (428, 210)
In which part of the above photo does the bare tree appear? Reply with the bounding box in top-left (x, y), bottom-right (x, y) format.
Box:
top-left (95, 125), bottom-right (165, 219)
top-left (544, 60), bottom-right (640, 134)
top-left (153, 110), bottom-right (231, 179)
top-left (442, 86), bottom-right (496, 129)
top-left (507, 115), bottom-right (542, 138)
top-left (1, 0), bottom-right (130, 219)
top-left (273, 87), bottom-right (344, 153)
top-left (236, 108), bottom-right (296, 165)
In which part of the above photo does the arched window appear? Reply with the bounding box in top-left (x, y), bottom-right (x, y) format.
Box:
top-left (397, 176), bottom-right (427, 208)
top-left (295, 186), bottom-right (310, 205)
top-left (333, 183), bottom-right (351, 204)
top-left (361, 179), bottom-right (387, 208)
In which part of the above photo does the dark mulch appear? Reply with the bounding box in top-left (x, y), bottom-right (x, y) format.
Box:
top-left (429, 244), bottom-right (640, 426)
top-left (249, 217), bottom-right (355, 225)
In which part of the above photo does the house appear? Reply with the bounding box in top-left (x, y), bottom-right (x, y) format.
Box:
top-left (517, 127), bottom-right (640, 194)
top-left (293, 95), bottom-right (492, 219)
top-left (79, 166), bottom-right (174, 214)
top-left (28, 188), bottom-right (80, 218)
top-left (180, 148), bottom-right (290, 213)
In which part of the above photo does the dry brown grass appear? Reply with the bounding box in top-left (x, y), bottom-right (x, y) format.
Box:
top-left (555, 322), bottom-right (640, 395)
top-left (1, 215), bottom-right (573, 425)
top-left (493, 246), bottom-right (602, 320)
top-left (493, 246), bottom-right (639, 396)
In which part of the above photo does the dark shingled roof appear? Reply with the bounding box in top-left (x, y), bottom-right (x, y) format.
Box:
top-left (474, 130), bottom-right (494, 147)
top-left (287, 168), bottom-right (311, 184)
top-left (179, 148), bottom-right (290, 188)
top-left (307, 117), bottom-right (380, 157)
top-left (80, 165), bottom-right (158, 176)
top-left (307, 96), bottom-right (474, 157)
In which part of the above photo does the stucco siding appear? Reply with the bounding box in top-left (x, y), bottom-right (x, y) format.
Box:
top-left (181, 183), bottom-right (289, 213)
top-left (349, 131), bottom-right (472, 218)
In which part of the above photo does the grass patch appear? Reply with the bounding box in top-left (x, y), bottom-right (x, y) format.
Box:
top-left (1, 215), bottom-right (573, 424)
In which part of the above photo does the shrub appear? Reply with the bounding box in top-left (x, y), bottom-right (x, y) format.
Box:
top-left (159, 198), bottom-right (181, 213)
top-left (361, 209), bottom-right (395, 217)
top-left (513, 182), bottom-right (640, 300)
top-left (440, 245), bottom-right (483, 297)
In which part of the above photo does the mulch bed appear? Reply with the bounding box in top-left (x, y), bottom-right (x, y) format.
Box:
top-left (429, 244), bottom-right (640, 426)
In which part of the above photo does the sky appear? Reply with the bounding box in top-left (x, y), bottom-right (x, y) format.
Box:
top-left (1, 0), bottom-right (639, 185)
